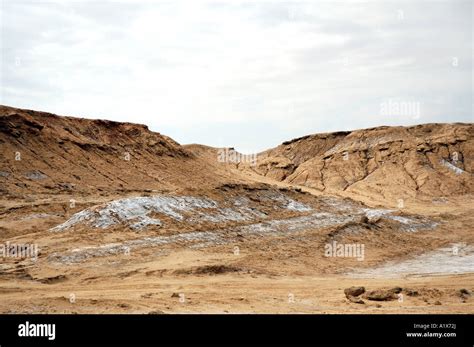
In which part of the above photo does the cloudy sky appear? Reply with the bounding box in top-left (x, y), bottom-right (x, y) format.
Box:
top-left (1, 0), bottom-right (472, 153)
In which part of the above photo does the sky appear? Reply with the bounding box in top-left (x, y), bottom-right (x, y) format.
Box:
top-left (0, 0), bottom-right (472, 153)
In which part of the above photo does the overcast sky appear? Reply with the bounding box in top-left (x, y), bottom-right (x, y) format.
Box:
top-left (1, 0), bottom-right (472, 153)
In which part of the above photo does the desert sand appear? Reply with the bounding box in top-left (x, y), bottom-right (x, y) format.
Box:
top-left (0, 105), bottom-right (472, 313)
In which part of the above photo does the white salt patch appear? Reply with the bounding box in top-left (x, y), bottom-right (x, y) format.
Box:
top-left (362, 208), bottom-right (437, 232)
top-left (50, 193), bottom-right (312, 232)
top-left (441, 159), bottom-right (464, 175)
top-left (49, 231), bottom-right (225, 263)
top-left (18, 213), bottom-right (57, 221)
top-left (49, 202), bottom-right (440, 263)
top-left (50, 196), bottom-right (217, 232)
top-left (24, 170), bottom-right (48, 180)
top-left (363, 208), bottom-right (393, 219)
top-left (50, 210), bottom-right (94, 232)
top-left (349, 244), bottom-right (474, 278)
top-left (287, 200), bottom-right (312, 211)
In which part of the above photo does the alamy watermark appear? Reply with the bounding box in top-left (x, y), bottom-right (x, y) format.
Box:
top-left (0, 242), bottom-right (38, 260)
top-left (217, 148), bottom-right (257, 167)
top-left (324, 241), bottom-right (365, 261)
top-left (18, 321), bottom-right (55, 340)
top-left (380, 99), bottom-right (421, 119)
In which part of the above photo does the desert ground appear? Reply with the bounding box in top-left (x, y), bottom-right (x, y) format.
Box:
top-left (0, 105), bottom-right (473, 313)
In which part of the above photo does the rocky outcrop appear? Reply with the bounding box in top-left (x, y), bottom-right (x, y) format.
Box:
top-left (251, 124), bottom-right (473, 203)
top-left (2, 105), bottom-right (472, 204)
top-left (0, 105), bottom-right (238, 196)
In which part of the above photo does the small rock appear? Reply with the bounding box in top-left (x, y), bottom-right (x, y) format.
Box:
top-left (363, 289), bottom-right (397, 301)
top-left (344, 286), bottom-right (366, 298)
top-left (404, 288), bottom-right (419, 297)
top-left (24, 170), bottom-right (48, 180)
top-left (37, 275), bottom-right (67, 284)
top-left (389, 287), bottom-right (403, 294)
top-left (347, 296), bottom-right (365, 304)
top-left (58, 182), bottom-right (75, 190)
top-left (434, 301), bottom-right (442, 305)
top-left (457, 289), bottom-right (471, 302)
top-left (171, 292), bottom-right (180, 298)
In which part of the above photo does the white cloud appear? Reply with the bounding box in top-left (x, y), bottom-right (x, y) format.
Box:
top-left (1, 0), bottom-right (472, 153)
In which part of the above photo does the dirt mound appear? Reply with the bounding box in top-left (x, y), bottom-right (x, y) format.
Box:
top-left (362, 289), bottom-right (398, 301)
top-left (1, 105), bottom-right (473, 314)
top-left (244, 124), bottom-right (473, 204)
top-left (174, 265), bottom-right (243, 276)
top-left (4, 105), bottom-right (471, 206)
top-left (0, 105), bottom-right (245, 197)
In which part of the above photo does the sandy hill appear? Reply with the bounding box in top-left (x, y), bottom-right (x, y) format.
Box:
top-left (243, 123), bottom-right (474, 205)
top-left (0, 105), bottom-right (473, 314)
top-left (1, 105), bottom-right (472, 207)
top-left (0, 105), bottom-right (245, 198)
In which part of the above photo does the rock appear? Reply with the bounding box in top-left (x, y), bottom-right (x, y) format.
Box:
top-left (58, 182), bottom-right (75, 190)
top-left (367, 215), bottom-right (382, 224)
top-left (457, 289), bottom-right (471, 302)
top-left (24, 170), bottom-right (48, 180)
top-left (148, 310), bottom-right (165, 314)
top-left (344, 286), bottom-right (366, 304)
top-left (389, 287), bottom-right (403, 294)
top-left (344, 286), bottom-right (366, 298)
top-left (363, 289), bottom-right (397, 301)
top-left (37, 275), bottom-right (67, 284)
top-left (434, 301), bottom-right (442, 305)
top-left (404, 288), bottom-right (419, 297)
top-left (171, 292), bottom-right (180, 298)
top-left (254, 123), bottom-right (474, 204)
top-left (347, 295), bottom-right (365, 304)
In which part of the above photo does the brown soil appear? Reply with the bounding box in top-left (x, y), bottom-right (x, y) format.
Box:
top-left (0, 105), bottom-right (472, 314)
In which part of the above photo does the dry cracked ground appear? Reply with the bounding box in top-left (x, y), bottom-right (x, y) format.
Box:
top-left (0, 105), bottom-right (473, 313)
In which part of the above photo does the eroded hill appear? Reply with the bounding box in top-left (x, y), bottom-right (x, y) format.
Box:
top-left (0, 105), bottom-right (247, 198)
top-left (0, 105), bottom-right (473, 314)
top-left (242, 124), bottom-right (474, 206)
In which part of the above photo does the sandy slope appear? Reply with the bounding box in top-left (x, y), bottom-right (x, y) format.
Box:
top-left (0, 105), bottom-right (473, 313)
top-left (236, 123), bottom-right (474, 206)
